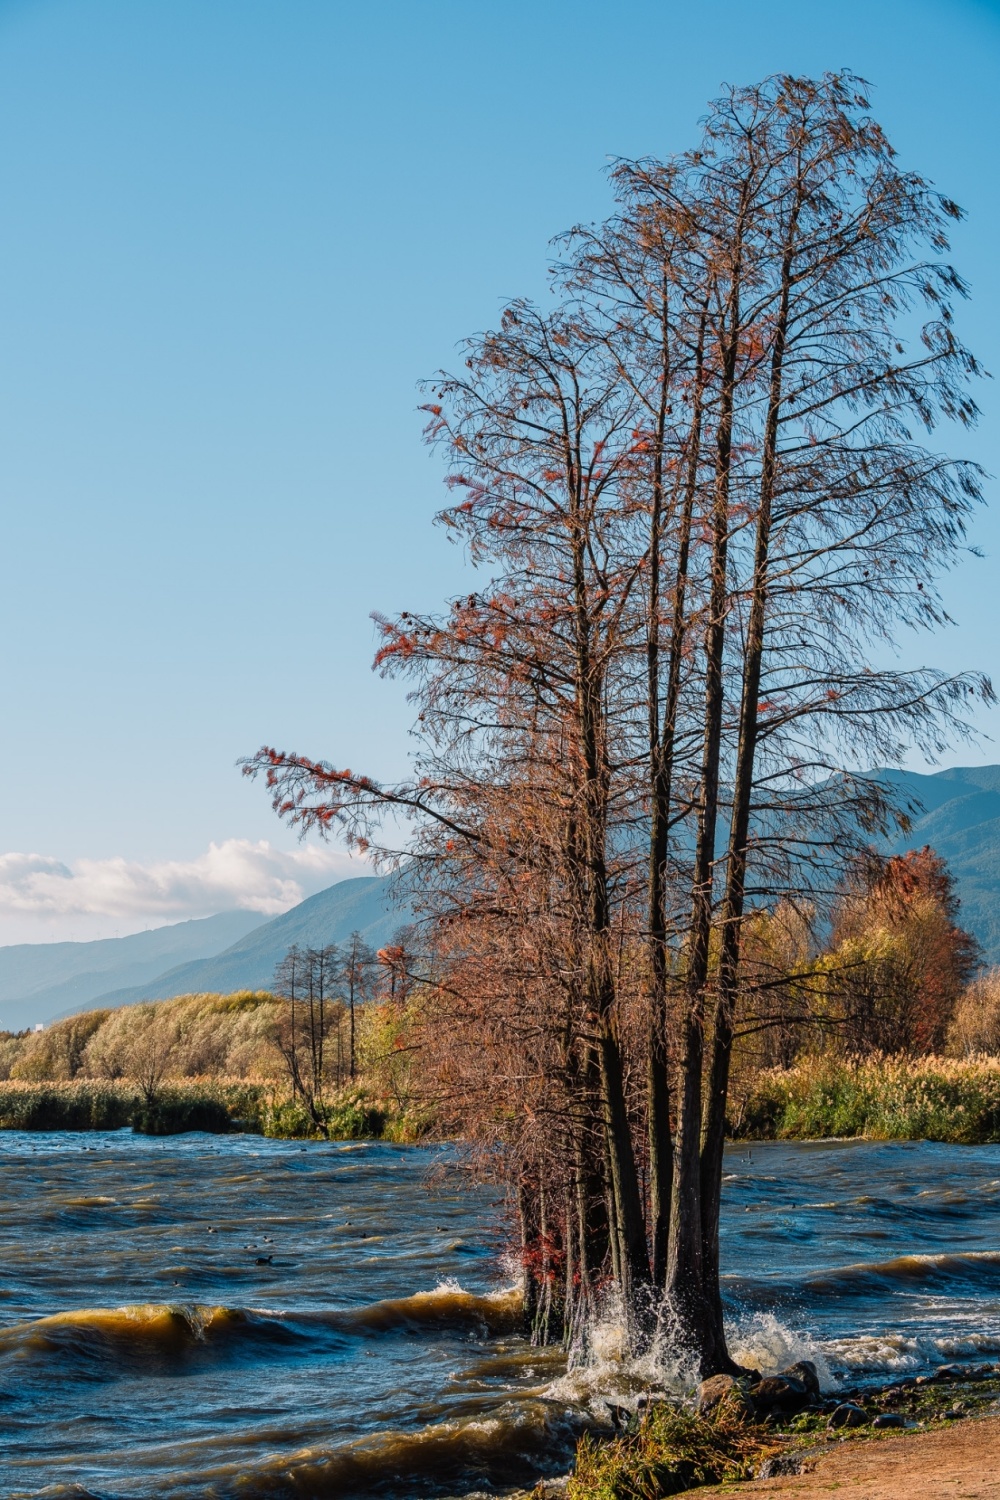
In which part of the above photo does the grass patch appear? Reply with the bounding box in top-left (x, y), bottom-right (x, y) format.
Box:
top-left (566, 1406), bottom-right (773, 1500)
top-left (0, 1079), bottom-right (425, 1139)
top-left (0, 1081), bottom-right (136, 1131)
top-left (563, 1371), bottom-right (1000, 1499)
top-left (734, 1054), bottom-right (1000, 1143)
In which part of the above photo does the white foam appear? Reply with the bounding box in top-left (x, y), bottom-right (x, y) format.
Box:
top-left (726, 1311), bottom-right (837, 1392)
top-left (546, 1292), bottom-right (691, 1410)
top-left (546, 1299), bottom-right (838, 1408)
top-left (933, 1332), bottom-right (1000, 1357)
top-left (823, 1331), bottom-right (923, 1373)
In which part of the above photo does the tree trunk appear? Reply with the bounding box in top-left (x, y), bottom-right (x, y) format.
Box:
top-left (648, 304), bottom-right (707, 1286)
top-left (666, 250), bottom-right (743, 1376)
top-left (700, 206), bottom-right (799, 1356)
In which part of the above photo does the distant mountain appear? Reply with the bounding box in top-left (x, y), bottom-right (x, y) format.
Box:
top-left (9, 766), bottom-right (998, 1028)
top-left (879, 765), bottom-right (1000, 964)
top-left (0, 910), bottom-right (266, 1032)
top-left (88, 875), bottom-right (407, 1010)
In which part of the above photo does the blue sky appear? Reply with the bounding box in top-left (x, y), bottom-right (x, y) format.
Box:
top-left (0, 0), bottom-right (998, 939)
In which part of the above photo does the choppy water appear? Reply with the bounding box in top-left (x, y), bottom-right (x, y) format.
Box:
top-left (1, 1133), bottom-right (1000, 1497)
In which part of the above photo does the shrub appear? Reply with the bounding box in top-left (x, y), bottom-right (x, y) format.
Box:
top-left (567, 1406), bottom-right (770, 1500)
top-left (735, 1053), bottom-right (1000, 1143)
top-left (132, 1091), bottom-right (233, 1135)
top-left (9, 1011), bottom-right (111, 1082)
top-left (949, 969), bottom-right (1000, 1056)
top-left (0, 1080), bottom-right (135, 1130)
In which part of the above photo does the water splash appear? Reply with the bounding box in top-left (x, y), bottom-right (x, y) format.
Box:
top-left (726, 1311), bottom-right (837, 1390)
top-left (545, 1293), bottom-right (839, 1414)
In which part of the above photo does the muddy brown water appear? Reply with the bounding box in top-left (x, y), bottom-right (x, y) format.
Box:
top-left (2, 1132), bottom-right (1000, 1497)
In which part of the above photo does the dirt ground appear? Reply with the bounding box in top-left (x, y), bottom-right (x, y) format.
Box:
top-left (699, 1413), bottom-right (1000, 1498)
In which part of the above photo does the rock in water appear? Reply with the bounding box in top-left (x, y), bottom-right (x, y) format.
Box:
top-left (873, 1413), bottom-right (906, 1429)
top-left (828, 1402), bottom-right (868, 1429)
top-left (777, 1359), bottom-right (820, 1399)
top-left (696, 1374), bottom-right (755, 1422)
top-left (752, 1375), bottom-right (811, 1417)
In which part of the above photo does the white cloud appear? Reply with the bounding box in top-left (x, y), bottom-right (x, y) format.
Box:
top-left (0, 840), bottom-right (365, 942)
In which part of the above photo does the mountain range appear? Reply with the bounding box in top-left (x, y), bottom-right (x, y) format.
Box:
top-left (0, 911), bottom-right (263, 1033)
top-left (92, 876), bottom-right (404, 1010)
top-left (1, 875), bottom-right (403, 1031)
top-left (880, 764), bottom-right (1000, 962)
top-left (4, 762), bottom-right (1000, 1031)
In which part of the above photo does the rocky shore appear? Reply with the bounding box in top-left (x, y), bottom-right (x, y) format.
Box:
top-left (521, 1360), bottom-right (1000, 1499)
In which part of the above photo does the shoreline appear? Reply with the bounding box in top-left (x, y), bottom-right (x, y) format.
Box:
top-left (697, 1411), bottom-right (1000, 1497)
top-left (546, 1362), bottom-right (1000, 1499)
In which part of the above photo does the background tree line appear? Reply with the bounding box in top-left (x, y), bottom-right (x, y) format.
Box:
top-left (269, 927), bottom-right (417, 1127)
top-left (0, 924), bottom-right (420, 1110)
top-left (246, 72), bottom-right (991, 1375)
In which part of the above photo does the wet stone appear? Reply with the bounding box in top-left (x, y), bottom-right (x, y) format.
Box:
top-left (777, 1360), bottom-right (820, 1399)
top-left (935, 1362), bottom-right (993, 1382)
top-left (698, 1374), bottom-right (757, 1423)
top-left (752, 1374), bottom-right (811, 1417)
top-left (872, 1412), bottom-right (906, 1429)
top-left (697, 1374), bottom-right (738, 1415)
top-left (828, 1402), bottom-right (868, 1429)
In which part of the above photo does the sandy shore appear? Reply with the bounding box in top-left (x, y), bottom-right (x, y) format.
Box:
top-left (698, 1413), bottom-right (1000, 1498)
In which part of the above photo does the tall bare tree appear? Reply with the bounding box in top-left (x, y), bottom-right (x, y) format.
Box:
top-left (245, 71), bottom-right (989, 1374)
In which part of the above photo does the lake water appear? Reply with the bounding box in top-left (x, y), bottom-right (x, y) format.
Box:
top-left (2, 1132), bottom-right (1000, 1497)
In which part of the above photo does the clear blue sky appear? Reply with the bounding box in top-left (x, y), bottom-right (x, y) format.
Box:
top-left (0, 0), bottom-right (998, 938)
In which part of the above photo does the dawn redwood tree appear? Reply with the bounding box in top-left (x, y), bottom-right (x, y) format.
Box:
top-left (668, 75), bottom-right (988, 1371)
top-left (559, 165), bottom-right (715, 1291)
top-left (245, 294), bottom-right (662, 1323)
top-left (245, 72), bottom-right (989, 1375)
top-left (560, 74), bottom-right (990, 1370)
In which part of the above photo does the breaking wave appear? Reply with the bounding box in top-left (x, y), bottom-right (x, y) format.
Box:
top-left (168, 1402), bottom-right (587, 1500)
top-left (805, 1250), bottom-right (1000, 1296)
top-left (0, 1283), bottom-right (524, 1379)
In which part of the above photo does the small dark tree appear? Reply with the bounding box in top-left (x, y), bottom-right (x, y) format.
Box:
top-left (341, 931), bottom-right (374, 1080)
top-left (272, 945), bottom-right (306, 1100)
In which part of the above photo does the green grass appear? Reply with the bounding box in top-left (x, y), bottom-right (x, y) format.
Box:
top-left (735, 1054), bottom-right (1000, 1143)
top-left (566, 1406), bottom-right (772, 1500)
top-left (0, 1078), bottom-right (424, 1139)
top-left (563, 1372), bottom-right (1000, 1499)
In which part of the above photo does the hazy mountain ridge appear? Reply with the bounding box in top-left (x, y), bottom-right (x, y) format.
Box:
top-left (76, 876), bottom-right (406, 1013)
top-left (879, 766), bottom-right (1000, 962)
top-left (0, 911), bottom-right (266, 1033)
top-left (80, 769), bottom-right (1000, 1004)
top-left (0, 878), bottom-right (406, 1030)
top-left (4, 764), bottom-right (1000, 1030)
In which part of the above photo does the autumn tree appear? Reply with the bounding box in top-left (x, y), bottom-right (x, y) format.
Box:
top-left (272, 945), bottom-right (307, 1099)
top-left (578, 73), bottom-right (988, 1370)
top-left (829, 846), bottom-right (979, 1053)
top-left (245, 72), bottom-right (988, 1375)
